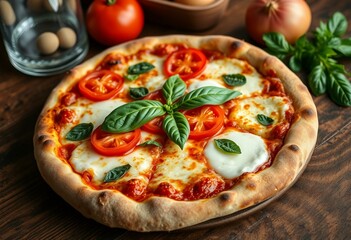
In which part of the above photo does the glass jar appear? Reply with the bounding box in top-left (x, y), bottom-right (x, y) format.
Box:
top-left (0, 0), bottom-right (89, 76)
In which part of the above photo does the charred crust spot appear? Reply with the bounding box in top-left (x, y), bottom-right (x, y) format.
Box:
top-left (38, 135), bottom-right (46, 142)
top-left (43, 139), bottom-right (53, 147)
top-left (219, 193), bottom-right (230, 202)
top-left (231, 41), bottom-right (243, 51)
top-left (301, 108), bottom-right (315, 119)
top-left (289, 144), bottom-right (300, 152)
top-left (98, 191), bottom-right (109, 206)
top-left (246, 182), bottom-right (256, 190)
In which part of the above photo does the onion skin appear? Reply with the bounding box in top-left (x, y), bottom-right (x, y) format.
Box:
top-left (245, 0), bottom-right (312, 45)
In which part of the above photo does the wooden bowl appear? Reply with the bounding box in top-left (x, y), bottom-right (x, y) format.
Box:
top-left (139, 0), bottom-right (229, 31)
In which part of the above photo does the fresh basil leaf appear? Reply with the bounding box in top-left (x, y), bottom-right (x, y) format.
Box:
top-left (308, 64), bottom-right (327, 96)
top-left (331, 38), bottom-right (351, 57)
top-left (66, 123), bottom-right (93, 141)
top-left (263, 32), bottom-right (291, 58)
top-left (222, 74), bottom-right (247, 86)
top-left (162, 75), bottom-right (187, 104)
top-left (327, 12), bottom-right (347, 37)
top-left (102, 100), bottom-right (165, 133)
top-left (124, 74), bottom-right (139, 81)
top-left (138, 140), bottom-right (162, 147)
top-left (327, 72), bottom-right (351, 107)
top-left (129, 87), bottom-right (149, 99)
top-left (103, 164), bottom-right (131, 183)
top-left (256, 114), bottom-right (274, 126)
top-left (174, 86), bottom-right (241, 110)
top-left (315, 22), bottom-right (330, 40)
top-left (128, 62), bottom-right (155, 75)
top-left (214, 139), bottom-right (241, 154)
top-left (162, 112), bottom-right (189, 149)
top-left (289, 55), bottom-right (302, 72)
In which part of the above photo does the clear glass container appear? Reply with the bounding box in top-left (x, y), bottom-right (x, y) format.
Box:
top-left (0, 0), bottom-right (89, 76)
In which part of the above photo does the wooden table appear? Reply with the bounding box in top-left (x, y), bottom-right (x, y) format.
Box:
top-left (1, 1), bottom-right (350, 239)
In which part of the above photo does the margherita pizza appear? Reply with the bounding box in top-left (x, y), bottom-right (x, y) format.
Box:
top-left (33, 35), bottom-right (318, 231)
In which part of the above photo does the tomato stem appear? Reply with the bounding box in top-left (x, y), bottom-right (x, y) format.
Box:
top-left (106, 0), bottom-right (116, 5)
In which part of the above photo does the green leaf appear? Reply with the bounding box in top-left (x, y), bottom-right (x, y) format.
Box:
top-left (162, 75), bottom-right (186, 104)
top-left (222, 74), bottom-right (247, 86)
top-left (308, 64), bottom-right (327, 96)
top-left (162, 112), bottom-right (190, 149)
top-left (256, 114), bottom-right (274, 126)
top-left (327, 12), bottom-right (347, 37)
top-left (138, 140), bottom-right (162, 147)
top-left (103, 164), bottom-right (131, 183)
top-left (214, 139), bottom-right (241, 154)
top-left (174, 86), bottom-right (241, 110)
top-left (128, 62), bottom-right (155, 75)
top-left (289, 55), bottom-right (302, 72)
top-left (263, 32), bottom-right (291, 59)
top-left (327, 72), bottom-right (351, 106)
top-left (102, 100), bottom-right (165, 133)
top-left (66, 123), bottom-right (94, 141)
top-left (129, 87), bottom-right (149, 99)
top-left (331, 38), bottom-right (351, 57)
top-left (124, 74), bottom-right (139, 81)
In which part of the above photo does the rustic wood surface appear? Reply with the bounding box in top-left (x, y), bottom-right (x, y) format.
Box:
top-left (1, 0), bottom-right (350, 239)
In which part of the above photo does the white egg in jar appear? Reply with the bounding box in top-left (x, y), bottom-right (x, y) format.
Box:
top-left (0, 0), bottom-right (16, 26)
top-left (57, 27), bottom-right (77, 49)
top-left (36, 32), bottom-right (60, 55)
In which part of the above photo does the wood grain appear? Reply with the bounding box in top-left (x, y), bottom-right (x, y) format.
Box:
top-left (0, 1), bottom-right (350, 239)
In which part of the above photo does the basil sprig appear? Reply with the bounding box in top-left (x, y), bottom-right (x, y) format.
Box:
top-left (102, 75), bottom-right (241, 149)
top-left (214, 139), bottom-right (241, 154)
top-left (263, 12), bottom-right (351, 106)
top-left (66, 123), bottom-right (94, 141)
top-left (103, 164), bottom-right (131, 183)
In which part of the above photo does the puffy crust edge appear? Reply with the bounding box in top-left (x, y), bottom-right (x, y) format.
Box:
top-left (33, 35), bottom-right (318, 231)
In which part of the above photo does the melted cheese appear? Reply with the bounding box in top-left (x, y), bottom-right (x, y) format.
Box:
top-left (204, 131), bottom-right (269, 179)
top-left (60, 99), bottom-right (126, 143)
top-left (229, 96), bottom-right (291, 138)
top-left (187, 79), bottom-right (225, 92)
top-left (148, 140), bottom-right (211, 191)
top-left (202, 59), bottom-right (265, 96)
top-left (70, 131), bottom-right (159, 184)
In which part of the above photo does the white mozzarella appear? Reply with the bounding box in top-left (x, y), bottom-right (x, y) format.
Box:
top-left (229, 96), bottom-right (290, 138)
top-left (204, 131), bottom-right (268, 179)
top-left (144, 75), bottom-right (165, 91)
top-left (203, 59), bottom-right (243, 77)
top-left (187, 79), bottom-right (225, 92)
top-left (203, 59), bottom-right (265, 96)
top-left (79, 99), bottom-right (126, 127)
top-left (70, 133), bottom-right (157, 184)
top-left (60, 99), bottom-right (126, 142)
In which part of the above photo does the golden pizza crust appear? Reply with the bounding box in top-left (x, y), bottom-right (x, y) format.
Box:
top-left (33, 35), bottom-right (318, 231)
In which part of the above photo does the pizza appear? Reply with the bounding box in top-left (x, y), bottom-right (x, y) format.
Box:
top-left (33, 35), bottom-right (318, 231)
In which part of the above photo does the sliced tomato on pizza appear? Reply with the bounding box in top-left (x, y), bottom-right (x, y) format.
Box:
top-left (164, 48), bottom-right (207, 80)
top-left (78, 70), bottom-right (124, 101)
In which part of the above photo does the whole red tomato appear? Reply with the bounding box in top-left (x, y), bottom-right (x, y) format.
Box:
top-left (86, 0), bottom-right (144, 46)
